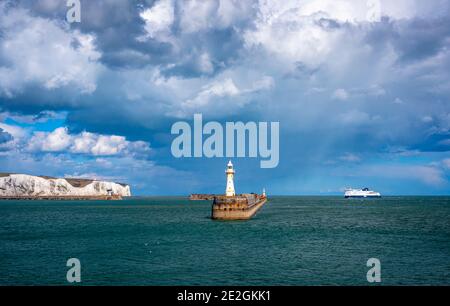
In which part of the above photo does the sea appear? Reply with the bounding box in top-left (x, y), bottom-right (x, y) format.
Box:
top-left (1, 196), bottom-right (449, 285)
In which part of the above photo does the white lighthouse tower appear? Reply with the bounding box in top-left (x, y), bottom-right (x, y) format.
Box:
top-left (225, 160), bottom-right (236, 197)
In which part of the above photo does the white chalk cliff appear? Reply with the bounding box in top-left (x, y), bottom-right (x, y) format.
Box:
top-left (0, 174), bottom-right (131, 197)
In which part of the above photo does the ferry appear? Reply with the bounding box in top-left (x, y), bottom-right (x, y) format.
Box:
top-left (345, 188), bottom-right (381, 198)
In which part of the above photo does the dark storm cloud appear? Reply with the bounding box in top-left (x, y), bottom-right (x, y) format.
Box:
top-left (160, 27), bottom-right (245, 77)
top-left (364, 14), bottom-right (450, 64)
top-left (0, 84), bottom-right (85, 114)
top-left (0, 127), bottom-right (12, 143)
top-left (74, 0), bottom-right (179, 69)
top-left (395, 18), bottom-right (450, 63)
top-left (65, 105), bottom-right (166, 145)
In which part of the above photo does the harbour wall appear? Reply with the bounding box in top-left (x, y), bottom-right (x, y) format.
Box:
top-left (189, 194), bottom-right (217, 200)
top-left (212, 194), bottom-right (267, 220)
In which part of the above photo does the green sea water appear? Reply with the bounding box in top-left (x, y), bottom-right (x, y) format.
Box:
top-left (1, 196), bottom-right (449, 285)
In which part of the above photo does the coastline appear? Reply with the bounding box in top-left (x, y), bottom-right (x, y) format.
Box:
top-left (0, 195), bottom-right (124, 201)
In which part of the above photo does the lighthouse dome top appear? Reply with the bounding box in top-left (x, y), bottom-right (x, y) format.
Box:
top-left (226, 160), bottom-right (235, 175)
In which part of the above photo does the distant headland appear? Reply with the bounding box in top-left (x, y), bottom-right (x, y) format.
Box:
top-left (0, 173), bottom-right (130, 200)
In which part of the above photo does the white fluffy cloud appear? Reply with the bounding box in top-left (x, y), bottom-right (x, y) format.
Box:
top-left (0, 4), bottom-right (102, 97)
top-left (27, 127), bottom-right (150, 157)
top-left (34, 127), bottom-right (72, 151)
top-left (178, 0), bottom-right (252, 33)
top-left (242, 0), bottom-right (448, 71)
top-left (175, 75), bottom-right (274, 117)
top-left (0, 122), bottom-right (27, 139)
top-left (0, 122), bottom-right (28, 153)
top-left (140, 0), bottom-right (175, 41)
top-left (244, 10), bottom-right (341, 68)
top-left (185, 78), bottom-right (240, 107)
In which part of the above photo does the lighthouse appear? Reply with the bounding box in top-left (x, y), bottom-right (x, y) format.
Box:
top-left (225, 160), bottom-right (235, 197)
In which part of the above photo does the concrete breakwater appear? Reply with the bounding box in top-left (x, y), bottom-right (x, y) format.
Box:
top-left (211, 194), bottom-right (267, 220)
top-left (189, 194), bottom-right (217, 201)
top-left (189, 193), bottom-right (267, 220)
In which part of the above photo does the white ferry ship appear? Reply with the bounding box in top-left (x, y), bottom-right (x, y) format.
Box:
top-left (344, 188), bottom-right (381, 198)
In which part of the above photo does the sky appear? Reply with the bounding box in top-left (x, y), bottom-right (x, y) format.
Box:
top-left (0, 0), bottom-right (450, 195)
